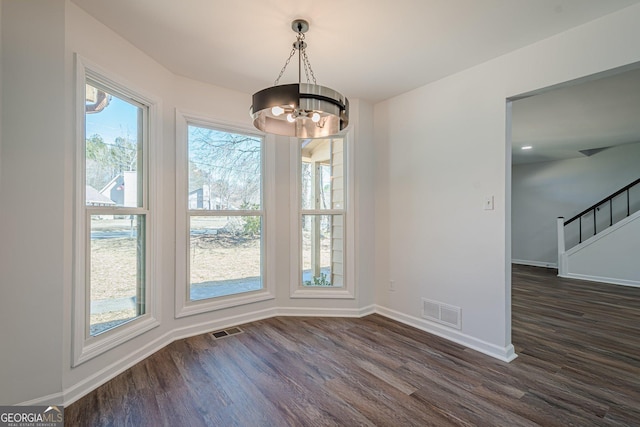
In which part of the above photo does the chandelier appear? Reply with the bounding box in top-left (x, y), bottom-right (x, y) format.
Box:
top-left (250, 19), bottom-right (349, 138)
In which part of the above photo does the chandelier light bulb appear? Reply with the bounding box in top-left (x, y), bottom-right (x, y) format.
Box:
top-left (271, 106), bottom-right (285, 116)
top-left (286, 113), bottom-right (296, 123)
top-left (311, 112), bottom-right (321, 123)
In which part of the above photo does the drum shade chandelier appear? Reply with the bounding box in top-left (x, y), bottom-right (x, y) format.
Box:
top-left (250, 19), bottom-right (349, 138)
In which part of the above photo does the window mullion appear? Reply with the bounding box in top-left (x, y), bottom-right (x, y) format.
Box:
top-left (301, 209), bottom-right (345, 215)
top-left (86, 207), bottom-right (148, 214)
top-left (188, 210), bottom-right (263, 217)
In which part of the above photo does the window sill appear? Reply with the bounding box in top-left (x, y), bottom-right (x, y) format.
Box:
top-left (73, 314), bottom-right (160, 367)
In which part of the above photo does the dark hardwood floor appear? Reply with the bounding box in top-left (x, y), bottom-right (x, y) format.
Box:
top-left (65, 265), bottom-right (640, 426)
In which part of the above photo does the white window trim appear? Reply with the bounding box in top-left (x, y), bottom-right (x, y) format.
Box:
top-left (72, 54), bottom-right (160, 367)
top-left (174, 111), bottom-right (276, 318)
top-left (289, 129), bottom-right (356, 299)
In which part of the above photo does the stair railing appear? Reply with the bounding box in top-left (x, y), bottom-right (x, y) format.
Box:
top-left (557, 177), bottom-right (640, 275)
top-left (563, 177), bottom-right (640, 243)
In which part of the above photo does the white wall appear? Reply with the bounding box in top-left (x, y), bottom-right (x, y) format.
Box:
top-left (563, 211), bottom-right (640, 286)
top-left (0, 0), bottom-right (66, 404)
top-left (0, 0), bottom-right (376, 405)
top-left (374, 3), bottom-right (640, 360)
top-left (65, 1), bottom-right (375, 403)
top-left (0, 1), bottom-right (2, 187)
top-left (4, 0), bottom-right (640, 406)
top-left (512, 142), bottom-right (640, 267)
top-left (353, 100), bottom-right (376, 308)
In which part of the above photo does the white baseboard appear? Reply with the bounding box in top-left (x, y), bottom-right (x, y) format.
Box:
top-left (54, 303), bottom-right (511, 407)
top-left (62, 307), bottom-right (278, 407)
top-left (172, 307), bottom-right (279, 341)
top-left (374, 305), bottom-right (517, 363)
top-left (277, 304), bottom-right (376, 317)
top-left (17, 391), bottom-right (64, 406)
top-left (558, 272), bottom-right (640, 288)
top-left (60, 305), bottom-right (370, 407)
top-left (62, 330), bottom-right (175, 406)
top-left (512, 259), bottom-right (557, 269)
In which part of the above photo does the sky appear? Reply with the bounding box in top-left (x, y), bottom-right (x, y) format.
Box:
top-left (86, 92), bottom-right (139, 144)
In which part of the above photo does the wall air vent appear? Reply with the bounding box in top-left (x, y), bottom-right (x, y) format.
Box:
top-left (422, 299), bottom-right (440, 320)
top-left (421, 298), bottom-right (462, 330)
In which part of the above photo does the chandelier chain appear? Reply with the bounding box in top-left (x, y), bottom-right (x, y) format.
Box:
top-left (302, 50), bottom-right (317, 85)
top-left (274, 46), bottom-right (296, 86)
top-left (302, 54), bottom-right (310, 83)
top-left (273, 31), bottom-right (317, 86)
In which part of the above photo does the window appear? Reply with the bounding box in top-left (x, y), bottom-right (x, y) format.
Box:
top-left (188, 125), bottom-right (263, 301)
top-left (175, 113), bottom-right (275, 317)
top-left (84, 80), bottom-right (147, 336)
top-left (291, 135), bottom-right (354, 298)
top-left (73, 57), bottom-right (159, 365)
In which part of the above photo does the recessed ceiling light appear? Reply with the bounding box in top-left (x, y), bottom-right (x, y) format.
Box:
top-left (521, 146), bottom-right (532, 150)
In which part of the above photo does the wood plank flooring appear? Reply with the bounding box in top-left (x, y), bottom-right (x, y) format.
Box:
top-left (65, 265), bottom-right (640, 426)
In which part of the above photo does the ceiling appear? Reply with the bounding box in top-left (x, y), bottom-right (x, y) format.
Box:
top-left (71, 0), bottom-right (640, 164)
top-left (512, 66), bottom-right (640, 165)
top-left (71, 0), bottom-right (640, 103)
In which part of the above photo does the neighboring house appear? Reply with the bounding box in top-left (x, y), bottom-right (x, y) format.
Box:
top-left (188, 188), bottom-right (204, 209)
top-left (188, 185), bottom-right (227, 210)
top-left (100, 171), bottom-right (137, 207)
top-left (85, 185), bottom-right (116, 206)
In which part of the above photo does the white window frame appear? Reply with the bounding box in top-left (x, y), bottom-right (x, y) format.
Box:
top-left (289, 130), bottom-right (355, 299)
top-left (175, 111), bottom-right (276, 318)
top-left (72, 55), bottom-right (160, 367)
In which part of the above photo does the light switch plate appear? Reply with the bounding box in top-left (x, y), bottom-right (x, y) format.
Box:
top-left (484, 196), bottom-right (494, 210)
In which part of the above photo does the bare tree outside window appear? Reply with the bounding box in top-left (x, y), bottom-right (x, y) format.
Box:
top-left (188, 127), bottom-right (261, 211)
top-left (187, 125), bottom-right (263, 301)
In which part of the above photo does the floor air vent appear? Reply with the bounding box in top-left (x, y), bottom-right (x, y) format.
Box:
top-left (211, 326), bottom-right (243, 339)
top-left (421, 298), bottom-right (461, 330)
